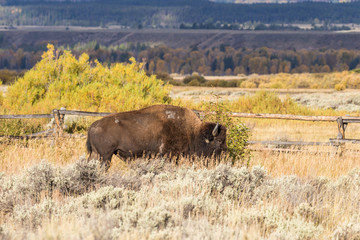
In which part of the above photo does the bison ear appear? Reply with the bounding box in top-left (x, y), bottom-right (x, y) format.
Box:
top-left (212, 123), bottom-right (219, 137)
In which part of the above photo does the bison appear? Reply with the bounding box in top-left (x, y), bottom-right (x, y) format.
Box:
top-left (86, 105), bottom-right (227, 169)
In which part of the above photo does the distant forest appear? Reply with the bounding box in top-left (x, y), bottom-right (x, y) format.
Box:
top-left (1, 0), bottom-right (360, 28)
top-left (1, 43), bottom-right (360, 82)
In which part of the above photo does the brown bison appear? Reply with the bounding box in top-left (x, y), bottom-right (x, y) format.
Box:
top-left (86, 105), bottom-right (227, 169)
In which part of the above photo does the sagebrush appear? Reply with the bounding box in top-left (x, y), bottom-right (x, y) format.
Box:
top-left (1, 159), bottom-right (360, 239)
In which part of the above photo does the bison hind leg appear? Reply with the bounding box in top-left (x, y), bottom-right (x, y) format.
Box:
top-left (99, 153), bottom-right (113, 171)
top-left (87, 147), bottom-right (100, 162)
top-left (87, 148), bottom-right (114, 171)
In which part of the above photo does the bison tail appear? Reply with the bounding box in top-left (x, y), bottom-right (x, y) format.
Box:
top-left (86, 134), bottom-right (92, 155)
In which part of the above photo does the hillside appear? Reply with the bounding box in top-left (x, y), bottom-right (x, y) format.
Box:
top-left (1, 1), bottom-right (360, 28)
top-left (2, 28), bottom-right (360, 50)
top-left (210, 0), bottom-right (356, 3)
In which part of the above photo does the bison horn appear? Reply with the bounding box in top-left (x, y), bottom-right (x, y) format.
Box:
top-left (212, 123), bottom-right (219, 137)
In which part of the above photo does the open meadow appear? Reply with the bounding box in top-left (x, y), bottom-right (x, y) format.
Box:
top-left (2, 90), bottom-right (360, 239)
top-left (1, 137), bottom-right (360, 239)
top-left (1, 46), bottom-right (360, 239)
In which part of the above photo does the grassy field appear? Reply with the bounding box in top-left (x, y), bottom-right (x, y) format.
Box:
top-left (1, 96), bottom-right (360, 239)
top-left (2, 76), bottom-right (360, 238)
top-left (1, 137), bottom-right (360, 239)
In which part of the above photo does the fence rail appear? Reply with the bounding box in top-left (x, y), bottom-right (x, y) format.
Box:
top-left (1, 108), bottom-right (360, 144)
top-left (197, 111), bottom-right (360, 123)
top-left (228, 112), bottom-right (338, 122)
top-left (2, 109), bottom-right (360, 122)
top-left (0, 114), bottom-right (53, 119)
top-left (58, 109), bottom-right (111, 117)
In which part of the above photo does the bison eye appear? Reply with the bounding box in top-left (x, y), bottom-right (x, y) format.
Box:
top-left (205, 138), bottom-right (210, 143)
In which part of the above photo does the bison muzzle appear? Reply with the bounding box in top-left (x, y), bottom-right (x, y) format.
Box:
top-left (86, 105), bottom-right (227, 170)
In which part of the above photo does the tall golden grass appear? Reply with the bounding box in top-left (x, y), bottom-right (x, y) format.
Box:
top-left (239, 71), bottom-right (360, 90)
top-left (0, 137), bottom-right (85, 174)
top-left (1, 118), bottom-right (360, 178)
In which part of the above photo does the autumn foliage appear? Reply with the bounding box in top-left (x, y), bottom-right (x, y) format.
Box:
top-left (1, 44), bottom-right (171, 114)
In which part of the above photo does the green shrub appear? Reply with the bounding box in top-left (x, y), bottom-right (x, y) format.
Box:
top-left (203, 98), bottom-right (251, 165)
top-left (183, 75), bottom-right (206, 85)
top-left (188, 79), bottom-right (202, 86)
top-left (152, 72), bottom-right (173, 82)
top-left (204, 80), bottom-right (233, 87)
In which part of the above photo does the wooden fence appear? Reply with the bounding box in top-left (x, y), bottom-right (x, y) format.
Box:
top-left (217, 112), bottom-right (360, 143)
top-left (1, 108), bottom-right (360, 145)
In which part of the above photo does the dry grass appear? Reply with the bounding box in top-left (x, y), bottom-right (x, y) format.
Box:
top-left (0, 137), bottom-right (86, 174)
top-left (2, 117), bottom-right (360, 239)
top-left (1, 121), bottom-right (360, 178)
top-left (1, 115), bottom-right (360, 179)
top-left (250, 144), bottom-right (360, 178)
top-left (241, 118), bottom-right (360, 142)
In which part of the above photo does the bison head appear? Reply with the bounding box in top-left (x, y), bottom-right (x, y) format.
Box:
top-left (198, 122), bottom-right (227, 157)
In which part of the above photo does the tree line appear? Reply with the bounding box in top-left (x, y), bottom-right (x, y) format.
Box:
top-left (2, 1), bottom-right (360, 28)
top-left (140, 45), bottom-right (360, 75)
top-left (1, 44), bottom-right (360, 81)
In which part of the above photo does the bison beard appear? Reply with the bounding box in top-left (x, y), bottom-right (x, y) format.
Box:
top-left (86, 105), bottom-right (227, 170)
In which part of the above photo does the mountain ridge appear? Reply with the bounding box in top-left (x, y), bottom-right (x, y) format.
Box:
top-left (1, 1), bottom-right (360, 28)
top-left (2, 29), bottom-right (360, 50)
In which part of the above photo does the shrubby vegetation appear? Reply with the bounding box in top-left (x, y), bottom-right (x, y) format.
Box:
top-left (238, 72), bottom-right (360, 90)
top-left (0, 44), bottom-right (171, 114)
top-left (201, 99), bottom-right (252, 165)
top-left (176, 74), bottom-right (240, 87)
top-left (188, 90), bottom-right (338, 117)
top-left (161, 71), bottom-right (360, 90)
top-left (1, 159), bottom-right (360, 239)
top-left (228, 91), bottom-right (315, 115)
top-left (0, 119), bottom-right (44, 136)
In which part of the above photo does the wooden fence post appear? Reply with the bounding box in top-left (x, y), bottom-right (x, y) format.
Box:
top-left (59, 107), bottom-right (66, 127)
top-left (53, 108), bottom-right (65, 136)
top-left (336, 117), bottom-right (347, 139)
